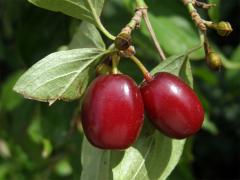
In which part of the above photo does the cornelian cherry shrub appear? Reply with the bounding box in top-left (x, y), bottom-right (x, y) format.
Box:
top-left (13, 0), bottom-right (234, 179)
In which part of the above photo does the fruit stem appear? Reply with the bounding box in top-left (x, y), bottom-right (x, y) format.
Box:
top-left (203, 31), bottom-right (212, 55)
top-left (96, 19), bottom-right (116, 40)
top-left (112, 54), bottom-right (120, 74)
top-left (185, 30), bottom-right (204, 56)
top-left (135, 0), bottom-right (166, 61)
top-left (129, 55), bottom-right (153, 81)
top-left (142, 9), bottom-right (166, 61)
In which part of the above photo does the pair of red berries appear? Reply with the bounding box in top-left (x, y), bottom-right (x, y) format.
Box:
top-left (81, 72), bottom-right (204, 149)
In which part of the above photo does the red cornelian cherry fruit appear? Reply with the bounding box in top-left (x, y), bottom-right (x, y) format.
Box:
top-left (140, 72), bottom-right (204, 139)
top-left (81, 74), bottom-right (144, 149)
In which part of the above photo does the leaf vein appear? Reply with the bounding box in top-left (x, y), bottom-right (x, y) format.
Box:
top-left (130, 138), bottom-right (154, 180)
top-left (51, 52), bottom-right (104, 103)
top-left (31, 70), bottom-right (79, 92)
top-left (20, 53), bottom-right (99, 90)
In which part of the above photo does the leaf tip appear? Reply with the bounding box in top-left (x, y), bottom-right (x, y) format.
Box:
top-left (12, 82), bottom-right (21, 94)
top-left (48, 100), bottom-right (56, 106)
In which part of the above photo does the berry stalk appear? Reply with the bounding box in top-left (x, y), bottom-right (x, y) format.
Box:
top-left (129, 55), bottom-right (153, 81)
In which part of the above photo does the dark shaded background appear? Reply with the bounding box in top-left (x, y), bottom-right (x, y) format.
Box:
top-left (0, 0), bottom-right (239, 179)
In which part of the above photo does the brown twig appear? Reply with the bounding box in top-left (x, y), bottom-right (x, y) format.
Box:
top-left (182, 0), bottom-right (207, 32)
top-left (119, 2), bottom-right (166, 61)
top-left (121, 7), bottom-right (146, 35)
top-left (142, 9), bottom-right (166, 60)
top-left (195, 1), bottom-right (216, 9)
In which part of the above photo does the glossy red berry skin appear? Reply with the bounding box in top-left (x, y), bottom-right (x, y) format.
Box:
top-left (81, 74), bottom-right (144, 149)
top-left (140, 72), bottom-right (204, 139)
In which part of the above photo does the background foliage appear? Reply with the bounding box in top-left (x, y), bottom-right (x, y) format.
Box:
top-left (0, 0), bottom-right (239, 179)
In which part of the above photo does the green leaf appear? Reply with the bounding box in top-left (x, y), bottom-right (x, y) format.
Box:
top-left (151, 54), bottom-right (194, 87)
top-left (0, 164), bottom-right (11, 179)
top-left (217, 49), bottom-right (240, 70)
top-left (202, 114), bottom-right (218, 135)
top-left (112, 132), bottom-right (185, 180)
top-left (226, 45), bottom-right (240, 78)
top-left (180, 57), bottom-right (193, 88)
top-left (132, 33), bottom-right (159, 60)
top-left (208, 0), bottom-right (220, 22)
top-left (81, 137), bottom-right (112, 180)
top-left (55, 158), bottom-right (73, 176)
top-left (27, 106), bottom-right (52, 158)
top-left (141, 15), bottom-right (204, 60)
top-left (193, 68), bottom-right (218, 86)
top-left (28, 0), bottom-right (105, 26)
top-left (13, 48), bottom-right (106, 105)
top-left (81, 133), bottom-right (185, 180)
top-left (40, 102), bottom-right (77, 147)
top-left (1, 71), bottom-right (24, 111)
top-left (41, 139), bottom-right (53, 158)
top-left (231, 45), bottom-right (240, 62)
top-left (168, 139), bottom-right (194, 180)
top-left (27, 108), bottom-right (43, 144)
top-left (151, 54), bottom-right (186, 76)
top-left (69, 21), bottom-right (105, 50)
top-left (0, 139), bottom-right (11, 158)
top-left (221, 57), bottom-right (240, 69)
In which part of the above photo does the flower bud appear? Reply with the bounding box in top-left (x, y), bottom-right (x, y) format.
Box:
top-left (216, 21), bottom-right (233, 36)
top-left (206, 52), bottom-right (222, 71)
top-left (114, 32), bottom-right (131, 50)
